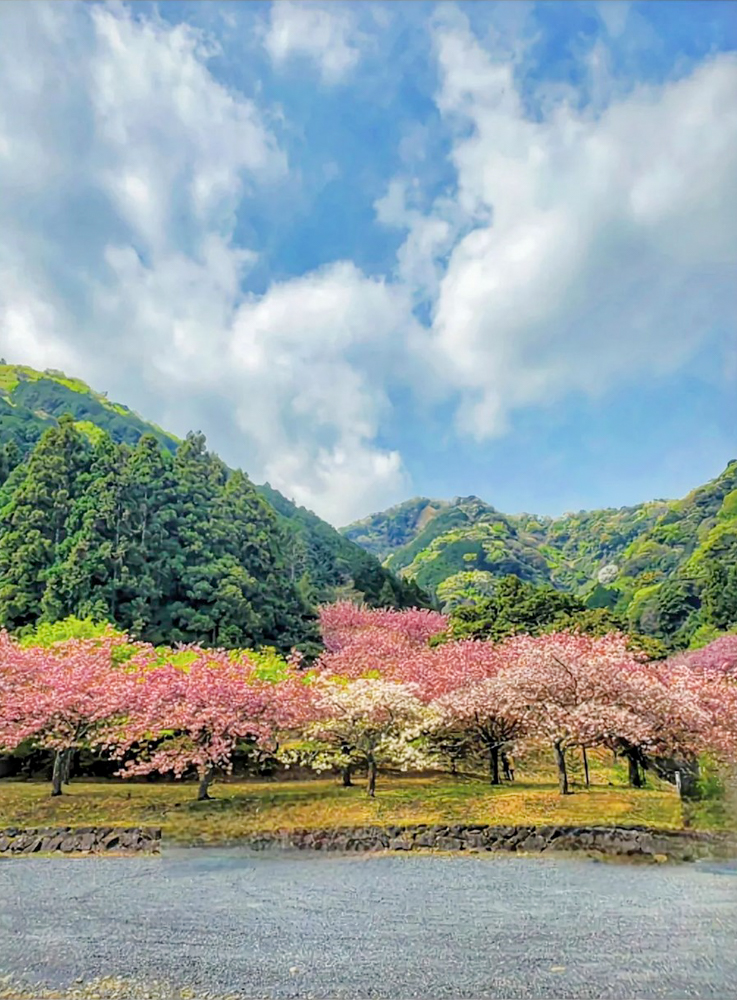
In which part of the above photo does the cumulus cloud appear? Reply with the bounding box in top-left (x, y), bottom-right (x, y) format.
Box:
top-left (263, 1), bottom-right (361, 84)
top-left (388, 10), bottom-right (737, 439)
top-left (0, 1), bottom-right (406, 524)
top-left (2, 1), bottom-right (735, 525)
top-left (98, 253), bottom-right (412, 524)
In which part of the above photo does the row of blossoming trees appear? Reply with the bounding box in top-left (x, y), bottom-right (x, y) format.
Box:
top-left (1, 602), bottom-right (736, 800)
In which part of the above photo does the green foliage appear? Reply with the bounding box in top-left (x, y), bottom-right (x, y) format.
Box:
top-left (436, 570), bottom-right (497, 612)
top-left (0, 364), bottom-right (179, 455)
top-left (257, 482), bottom-right (432, 611)
top-left (0, 415), bottom-right (90, 631)
top-left (445, 575), bottom-right (614, 642)
top-left (18, 614), bottom-right (125, 646)
top-left (242, 647), bottom-right (293, 683)
top-left (341, 497), bottom-right (449, 560)
top-left (0, 423), bottom-right (318, 652)
top-left (344, 460), bottom-right (737, 649)
top-left (18, 614), bottom-right (138, 666)
top-left (73, 420), bottom-right (107, 445)
top-left (719, 489), bottom-right (737, 518)
top-left (0, 365), bottom-right (428, 634)
top-left (695, 756), bottom-right (726, 802)
top-left (586, 583), bottom-right (618, 610)
top-left (375, 497), bottom-right (550, 594)
top-left (436, 575), bottom-right (667, 655)
top-left (0, 439), bottom-right (21, 488)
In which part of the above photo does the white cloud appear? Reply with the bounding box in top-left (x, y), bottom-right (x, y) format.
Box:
top-left (0, 1), bottom-right (406, 524)
top-left (388, 10), bottom-right (737, 439)
top-left (264, 1), bottom-right (361, 84)
top-left (2, 1), bottom-right (735, 526)
top-left (97, 253), bottom-right (412, 524)
top-left (228, 262), bottom-right (411, 525)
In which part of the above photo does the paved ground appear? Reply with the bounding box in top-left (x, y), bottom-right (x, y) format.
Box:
top-left (1, 849), bottom-right (736, 999)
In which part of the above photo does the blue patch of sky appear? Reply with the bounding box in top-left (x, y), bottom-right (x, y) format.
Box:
top-left (133, 0), bottom-right (456, 289)
top-left (381, 359), bottom-right (735, 518)
top-left (119, 1), bottom-right (736, 515)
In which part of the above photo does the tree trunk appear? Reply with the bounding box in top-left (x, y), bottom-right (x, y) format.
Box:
top-left (197, 767), bottom-right (215, 801)
top-left (488, 746), bottom-right (501, 785)
top-left (367, 758), bottom-right (377, 798)
top-left (51, 751), bottom-right (65, 797)
top-left (554, 740), bottom-right (570, 795)
top-left (627, 749), bottom-right (644, 788)
top-left (582, 747), bottom-right (590, 788)
top-left (502, 752), bottom-right (514, 782)
top-left (61, 749), bottom-right (73, 785)
top-left (342, 763), bottom-right (353, 787)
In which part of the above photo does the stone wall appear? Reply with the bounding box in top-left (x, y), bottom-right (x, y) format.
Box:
top-left (0, 826), bottom-right (161, 855)
top-left (238, 823), bottom-right (735, 862)
top-left (0, 823), bottom-right (733, 860)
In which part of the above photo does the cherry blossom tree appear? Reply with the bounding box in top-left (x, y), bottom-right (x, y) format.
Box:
top-left (666, 648), bottom-right (737, 775)
top-left (493, 632), bottom-right (651, 794)
top-left (319, 601), bottom-right (447, 653)
top-left (430, 673), bottom-right (531, 784)
top-left (601, 657), bottom-right (711, 789)
top-left (111, 649), bottom-right (289, 800)
top-left (0, 631), bottom-right (136, 795)
top-left (680, 634), bottom-right (737, 677)
top-left (304, 677), bottom-right (427, 796)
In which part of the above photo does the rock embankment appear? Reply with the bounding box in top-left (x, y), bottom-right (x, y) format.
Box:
top-left (0, 823), bottom-right (733, 860)
top-left (239, 823), bottom-right (735, 862)
top-left (0, 826), bottom-right (161, 855)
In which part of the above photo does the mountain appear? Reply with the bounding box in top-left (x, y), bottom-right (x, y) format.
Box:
top-left (0, 363), bottom-right (430, 620)
top-left (342, 463), bottom-right (737, 646)
top-left (345, 496), bottom-right (551, 604)
top-left (0, 364), bottom-right (179, 454)
top-left (255, 483), bottom-right (430, 610)
top-left (342, 497), bottom-right (452, 561)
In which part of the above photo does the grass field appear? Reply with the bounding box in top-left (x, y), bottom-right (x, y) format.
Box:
top-left (2, 752), bottom-right (730, 843)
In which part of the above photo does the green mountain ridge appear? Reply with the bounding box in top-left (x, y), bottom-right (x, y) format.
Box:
top-left (342, 463), bottom-right (737, 647)
top-left (2, 361), bottom-right (734, 649)
top-left (0, 363), bottom-right (429, 618)
top-left (0, 363), bottom-right (179, 455)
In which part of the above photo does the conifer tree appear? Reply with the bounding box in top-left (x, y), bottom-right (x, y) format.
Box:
top-left (122, 434), bottom-right (180, 642)
top-left (0, 416), bottom-right (89, 630)
top-left (42, 435), bottom-right (132, 624)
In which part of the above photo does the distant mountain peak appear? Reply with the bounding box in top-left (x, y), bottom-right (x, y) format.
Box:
top-left (341, 461), bottom-right (737, 628)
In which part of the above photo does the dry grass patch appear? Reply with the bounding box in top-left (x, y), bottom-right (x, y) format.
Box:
top-left (2, 759), bottom-right (722, 844)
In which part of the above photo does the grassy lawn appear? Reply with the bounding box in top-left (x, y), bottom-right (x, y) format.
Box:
top-left (2, 752), bottom-right (728, 843)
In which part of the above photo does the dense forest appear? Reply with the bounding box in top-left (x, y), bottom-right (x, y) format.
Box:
top-left (343, 469), bottom-right (737, 651)
top-left (0, 365), bottom-right (431, 649)
top-left (2, 362), bottom-right (735, 655)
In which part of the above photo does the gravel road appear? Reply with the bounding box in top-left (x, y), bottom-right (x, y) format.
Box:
top-left (1, 849), bottom-right (736, 999)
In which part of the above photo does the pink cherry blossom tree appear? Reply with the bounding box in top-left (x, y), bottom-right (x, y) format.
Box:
top-left (679, 634), bottom-right (737, 677)
top-left (430, 673), bottom-right (531, 784)
top-left (494, 632), bottom-right (651, 794)
top-left (0, 631), bottom-right (136, 795)
top-left (319, 601), bottom-right (447, 653)
top-left (111, 649), bottom-right (288, 800)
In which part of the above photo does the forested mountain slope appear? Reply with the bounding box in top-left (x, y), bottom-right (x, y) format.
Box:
top-left (343, 462), bottom-right (737, 648)
top-left (0, 363), bottom-right (178, 455)
top-left (0, 364), bottom-right (430, 638)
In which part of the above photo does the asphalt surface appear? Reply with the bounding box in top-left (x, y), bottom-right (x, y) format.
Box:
top-left (1, 849), bottom-right (736, 999)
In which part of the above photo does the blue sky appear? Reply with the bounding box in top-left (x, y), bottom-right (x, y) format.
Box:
top-left (0, 0), bottom-right (735, 523)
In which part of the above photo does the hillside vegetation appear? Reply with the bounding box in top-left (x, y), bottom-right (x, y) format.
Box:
top-left (343, 464), bottom-right (737, 649)
top-left (0, 364), bottom-right (430, 634)
top-left (0, 363), bottom-right (179, 455)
